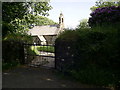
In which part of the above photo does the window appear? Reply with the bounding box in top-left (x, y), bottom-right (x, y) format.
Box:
top-left (62, 18), bottom-right (63, 22)
top-left (59, 18), bottom-right (61, 23)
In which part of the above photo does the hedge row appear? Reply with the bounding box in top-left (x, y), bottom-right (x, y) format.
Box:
top-left (2, 40), bottom-right (25, 64)
top-left (55, 25), bottom-right (120, 88)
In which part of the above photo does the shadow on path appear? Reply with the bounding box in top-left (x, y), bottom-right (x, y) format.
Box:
top-left (3, 65), bottom-right (97, 88)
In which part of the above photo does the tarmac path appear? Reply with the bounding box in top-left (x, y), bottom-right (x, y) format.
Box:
top-left (2, 65), bottom-right (96, 88)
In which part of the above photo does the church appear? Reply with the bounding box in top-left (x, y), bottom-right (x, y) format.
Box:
top-left (28, 13), bottom-right (64, 45)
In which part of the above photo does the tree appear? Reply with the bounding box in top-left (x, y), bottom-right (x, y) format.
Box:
top-left (2, 1), bottom-right (52, 37)
top-left (10, 14), bottom-right (58, 34)
top-left (77, 19), bottom-right (90, 29)
top-left (34, 15), bottom-right (58, 26)
top-left (88, 6), bottom-right (120, 27)
top-left (2, 2), bottom-right (52, 23)
top-left (89, 0), bottom-right (120, 27)
top-left (90, 0), bottom-right (120, 11)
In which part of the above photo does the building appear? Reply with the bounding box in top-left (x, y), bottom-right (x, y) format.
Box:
top-left (28, 13), bottom-right (64, 45)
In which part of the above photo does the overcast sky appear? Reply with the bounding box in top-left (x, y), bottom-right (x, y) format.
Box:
top-left (47, 0), bottom-right (97, 29)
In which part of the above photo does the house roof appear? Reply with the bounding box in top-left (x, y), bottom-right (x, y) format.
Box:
top-left (28, 25), bottom-right (60, 36)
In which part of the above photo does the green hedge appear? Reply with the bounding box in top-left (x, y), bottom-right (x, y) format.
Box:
top-left (55, 25), bottom-right (120, 88)
top-left (2, 40), bottom-right (25, 64)
top-left (2, 34), bottom-right (33, 70)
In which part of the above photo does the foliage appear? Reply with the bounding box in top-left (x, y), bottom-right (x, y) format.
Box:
top-left (2, 2), bottom-right (52, 23)
top-left (77, 19), bottom-right (90, 29)
top-left (3, 33), bottom-right (33, 43)
top-left (88, 6), bottom-right (120, 27)
top-left (2, 22), bottom-right (14, 37)
top-left (2, 62), bottom-right (20, 71)
top-left (9, 14), bottom-right (57, 35)
top-left (34, 15), bottom-right (58, 26)
top-left (2, 34), bottom-right (34, 67)
top-left (57, 30), bottom-right (79, 41)
top-left (2, 1), bottom-right (53, 70)
top-left (2, 2), bottom-right (27, 23)
top-left (2, 1), bottom-right (52, 37)
top-left (70, 66), bottom-right (116, 86)
top-left (90, 0), bottom-right (120, 11)
top-left (2, 40), bottom-right (25, 64)
top-left (55, 23), bottom-right (120, 88)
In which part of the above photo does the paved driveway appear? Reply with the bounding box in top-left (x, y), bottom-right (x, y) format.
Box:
top-left (2, 66), bottom-right (96, 88)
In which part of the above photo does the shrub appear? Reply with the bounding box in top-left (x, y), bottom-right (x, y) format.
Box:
top-left (55, 30), bottom-right (80, 72)
top-left (2, 40), bottom-right (25, 64)
top-left (2, 62), bottom-right (20, 71)
top-left (3, 33), bottom-right (33, 43)
top-left (70, 66), bottom-right (116, 87)
top-left (88, 6), bottom-right (120, 27)
top-left (57, 30), bottom-right (79, 41)
top-left (2, 34), bottom-right (33, 67)
top-left (55, 26), bottom-right (120, 88)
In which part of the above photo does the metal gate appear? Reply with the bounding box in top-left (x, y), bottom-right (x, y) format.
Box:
top-left (24, 44), bottom-right (55, 68)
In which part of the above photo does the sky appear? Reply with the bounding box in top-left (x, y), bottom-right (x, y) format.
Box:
top-left (47, 0), bottom-right (97, 29)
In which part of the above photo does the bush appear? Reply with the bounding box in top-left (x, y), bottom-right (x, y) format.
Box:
top-left (2, 34), bottom-right (33, 68)
top-left (2, 40), bottom-right (25, 64)
top-left (55, 26), bottom-right (120, 88)
top-left (2, 62), bottom-right (20, 71)
top-left (57, 30), bottom-right (79, 41)
top-left (70, 66), bottom-right (116, 87)
top-left (3, 33), bottom-right (33, 43)
top-left (88, 6), bottom-right (120, 27)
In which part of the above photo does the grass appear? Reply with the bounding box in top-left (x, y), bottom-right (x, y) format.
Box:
top-left (30, 46), bottom-right (40, 55)
top-left (37, 46), bottom-right (54, 53)
top-left (30, 45), bottom-right (54, 55)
